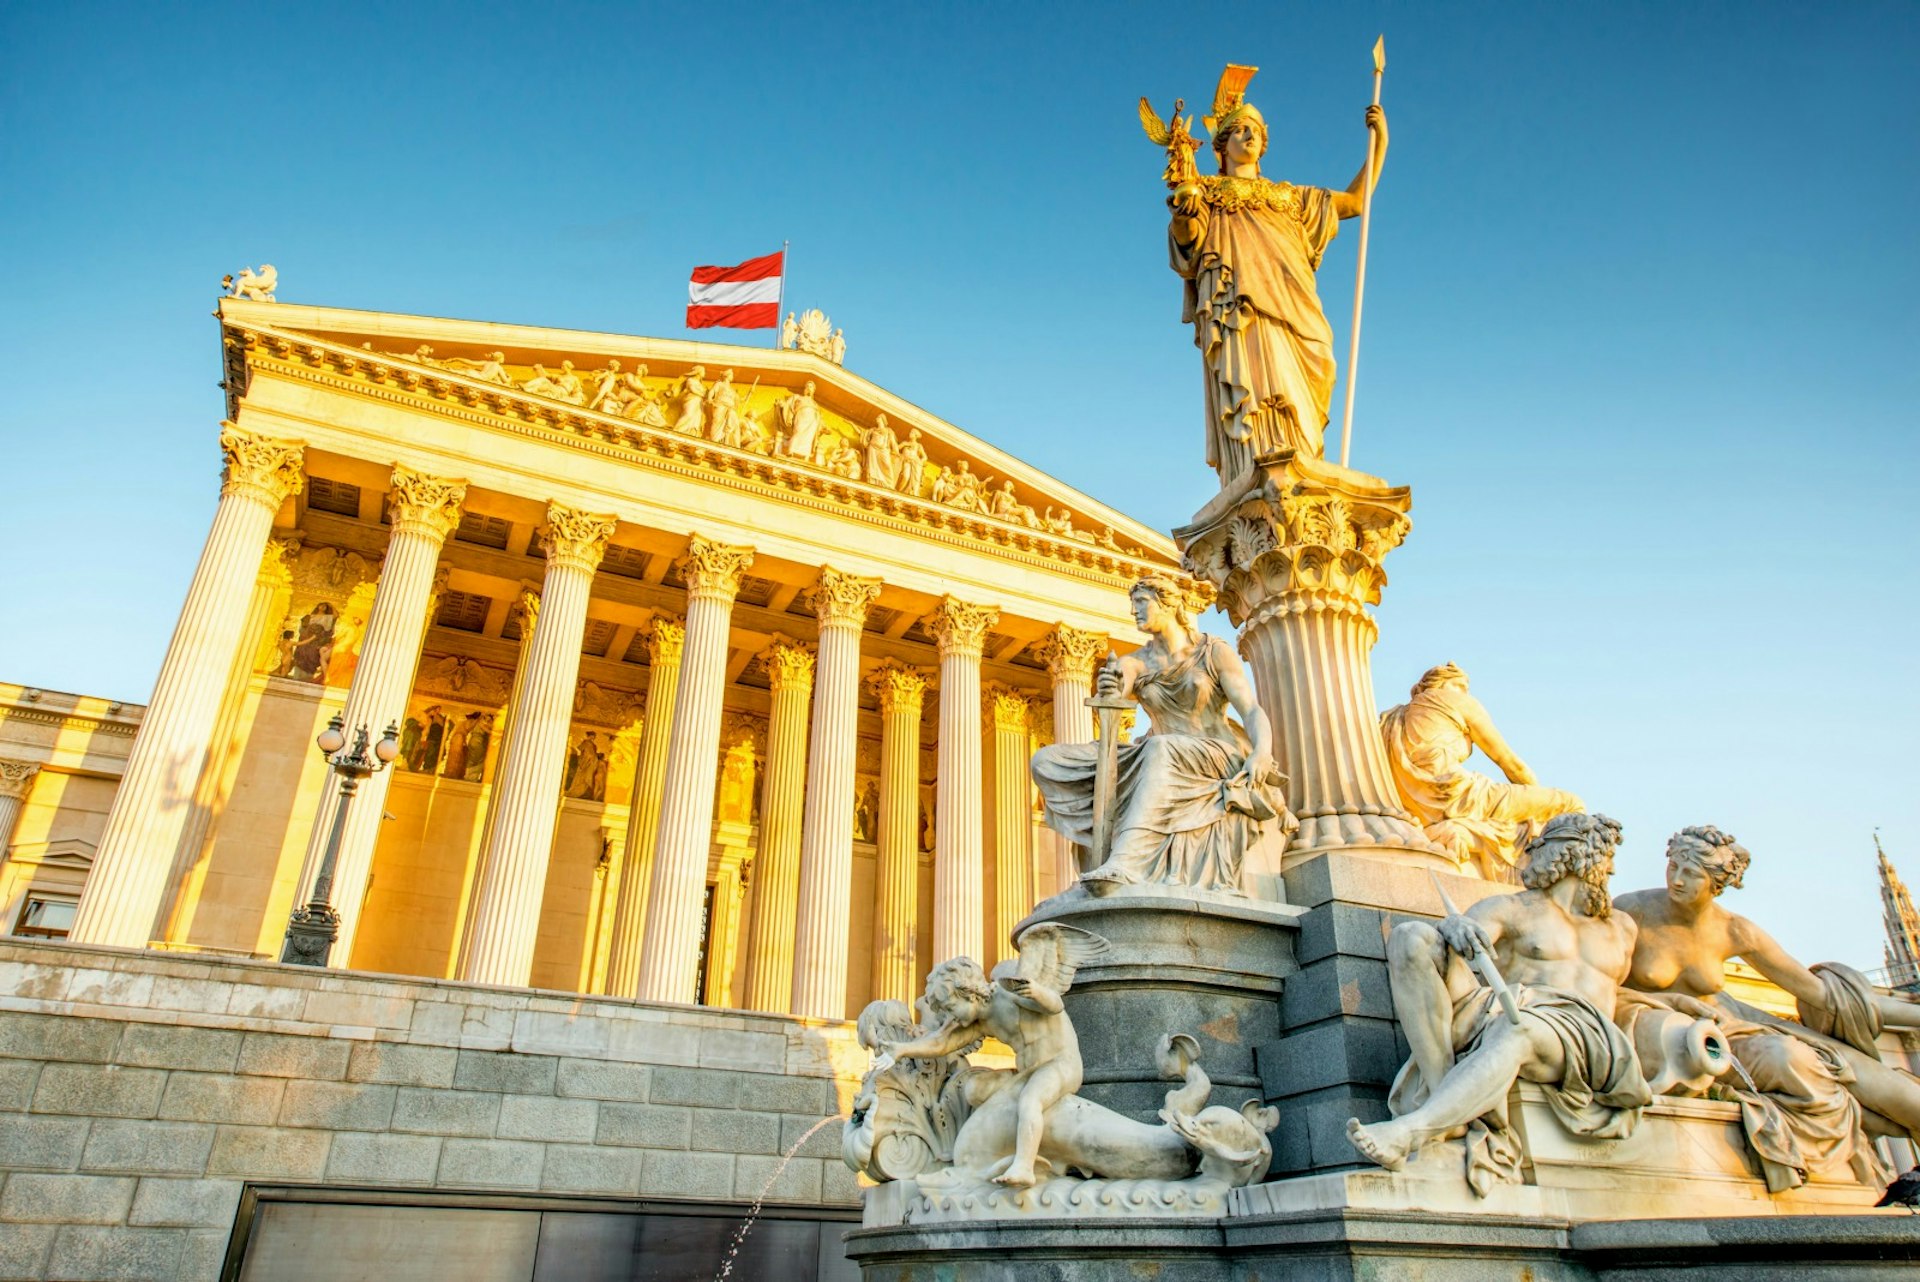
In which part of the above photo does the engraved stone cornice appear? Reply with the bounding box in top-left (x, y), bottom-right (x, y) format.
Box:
top-left (218, 422), bottom-right (304, 509)
top-left (1033, 625), bottom-right (1106, 685)
top-left (866, 660), bottom-right (930, 714)
top-left (924, 597), bottom-right (999, 661)
top-left (810, 566), bottom-right (882, 631)
top-left (647, 614), bottom-right (686, 666)
top-left (541, 503), bottom-right (618, 575)
top-left (757, 635), bottom-right (817, 692)
top-left (387, 465), bottom-right (468, 542)
top-left (0, 759), bottom-right (39, 799)
top-left (1175, 452), bottom-right (1412, 630)
top-left (677, 535), bottom-right (755, 603)
top-left (984, 683), bottom-right (1033, 734)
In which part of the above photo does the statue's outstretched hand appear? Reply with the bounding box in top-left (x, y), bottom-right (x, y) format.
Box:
top-left (1437, 913), bottom-right (1492, 960)
top-left (1168, 185), bottom-right (1204, 218)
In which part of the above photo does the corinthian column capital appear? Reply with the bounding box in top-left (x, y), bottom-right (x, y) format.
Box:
top-left (924, 596), bottom-right (999, 660)
top-left (866, 660), bottom-right (930, 715)
top-left (387, 466), bottom-right (468, 542)
top-left (1034, 625), bottom-right (1106, 685)
top-left (984, 683), bottom-right (1032, 734)
top-left (259, 537), bottom-right (298, 591)
top-left (218, 422), bottom-right (304, 509)
top-left (647, 613), bottom-right (686, 666)
top-left (678, 535), bottom-right (755, 602)
top-left (757, 634), bottom-right (816, 692)
top-left (541, 504), bottom-right (618, 574)
top-left (810, 567), bottom-right (882, 630)
top-left (0, 759), bottom-right (39, 799)
top-left (508, 582), bottom-right (542, 641)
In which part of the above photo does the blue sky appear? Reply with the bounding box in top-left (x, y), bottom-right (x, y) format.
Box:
top-left (2, 2), bottom-right (1915, 966)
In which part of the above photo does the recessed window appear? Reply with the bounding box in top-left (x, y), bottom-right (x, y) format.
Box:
top-left (15, 893), bottom-right (78, 939)
top-left (306, 477), bottom-right (362, 518)
top-left (434, 590), bottom-right (492, 633)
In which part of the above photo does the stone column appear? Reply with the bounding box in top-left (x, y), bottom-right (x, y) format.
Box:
top-left (985, 684), bottom-right (1035, 961)
top-left (71, 425), bottom-right (304, 948)
top-left (0, 761), bottom-right (40, 860)
top-left (1033, 624), bottom-right (1105, 889)
top-left (604, 615), bottom-right (684, 996)
top-left (703, 846), bottom-right (750, 1008)
top-left (636, 536), bottom-right (755, 1004)
top-left (1176, 456), bottom-right (1428, 857)
top-left (866, 661), bottom-right (928, 1005)
top-left (463, 504), bottom-right (617, 987)
top-left (293, 466), bottom-right (467, 964)
top-left (741, 636), bottom-right (815, 1012)
top-left (791, 568), bottom-right (881, 1019)
top-left (925, 596), bottom-right (998, 965)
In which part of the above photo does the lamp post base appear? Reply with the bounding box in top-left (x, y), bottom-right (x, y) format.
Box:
top-left (281, 903), bottom-right (341, 967)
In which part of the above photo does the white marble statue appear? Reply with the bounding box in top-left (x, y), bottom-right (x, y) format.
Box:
top-left (896, 429), bottom-right (929, 497)
top-left (705, 370), bottom-right (745, 445)
top-left (828, 327), bottom-right (847, 365)
top-left (780, 311), bottom-right (799, 351)
top-left (226, 264), bottom-right (278, 301)
top-left (671, 367), bottom-right (708, 435)
top-left (864, 414), bottom-right (900, 489)
top-left (1032, 574), bottom-right (1292, 896)
top-left (1348, 812), bottom-right (1653, 1195)
top-left (444, 351), bottom-right (513, 385)
top-left (1380, 663), bottom-right (1586, 881)
top-left (849, 926), bottom-right (1280, 1206)
top-left (548, 359), bottom-right (587, 405)
top-left (778, 381), bottom-right (823, 461)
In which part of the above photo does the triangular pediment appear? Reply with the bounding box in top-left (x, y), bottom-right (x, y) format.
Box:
top-left (220, 299), bottom-right (1177, 574)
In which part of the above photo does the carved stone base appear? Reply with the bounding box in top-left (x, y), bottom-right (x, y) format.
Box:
top-left (1017, 888), bottom-right (1303, 1122)
top-left (863, 1173), bottom-right (1237, 1227)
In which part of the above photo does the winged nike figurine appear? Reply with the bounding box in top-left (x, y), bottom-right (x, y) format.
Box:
top-left (881, 923), bottom-right (1110, 1186)
top-left (1137, 96), bottom-right (1203, 191)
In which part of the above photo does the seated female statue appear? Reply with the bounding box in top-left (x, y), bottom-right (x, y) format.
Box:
top-left (1616, 826), bottom-right (1920, 1191)
top-left (1030, 574), bottom-right (1294, 895)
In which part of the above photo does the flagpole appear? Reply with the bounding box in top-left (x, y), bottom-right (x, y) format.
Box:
top-left (1338, 36), bottom-right (1385, 470)
top-left (774, 239), bottom-right (790, 348)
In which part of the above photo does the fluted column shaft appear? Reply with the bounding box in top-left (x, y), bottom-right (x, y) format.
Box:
top-left (868, 663), bottom-right (928, 1004)
top-left (0, 761), bottom-right (40, 862)
top-left (927, 597), bottom-right (998, 964)
top-left (742, 638), bottom-right (815, 1012)
top-left (986, 686), bottom-right (1035, 959)
top-left (637, 536), bottom-right (756, 1004)
top-left (72, 426), bottom-right (304, 947)
top-left (463, 504), bottom-right (616, 987)
top-left (791, 569), bottom-right (881, 1019)
top-left (1036, 625), bottom-right (1104, 890)
top-left (294, 467), bottom-right (467, 964)
top-left (605, 616), bottom-right (685, 996)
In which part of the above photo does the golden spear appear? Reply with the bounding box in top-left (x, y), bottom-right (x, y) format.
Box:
top-left (1338, 35), bottom-right (1386, 469)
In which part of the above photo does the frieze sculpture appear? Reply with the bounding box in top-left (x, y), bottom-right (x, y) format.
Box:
top-left (1380, 663), bottom-right (1585, 881)
top-left (1148, 64), bottom-right (1386, 480)
top-left (1348, 813), bottom-right (1652, 1194)
top-left (224, 264), bottom-right (278, 301)
top-left (847, 925), bottom-right (1279, 1215)
top-left (777, 380), bottom-right (824, 462)
top-left (1616, 826), bottom-right (1920, 1192)
top-left (1032, 574), bottom-right (1293, 896)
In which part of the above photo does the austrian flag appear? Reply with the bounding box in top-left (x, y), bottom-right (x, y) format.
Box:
top-left (686, 250), bottom-right (784, 330)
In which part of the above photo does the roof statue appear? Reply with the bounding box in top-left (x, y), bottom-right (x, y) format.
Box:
top-left (224, 264), bottom-right (278, 302)
top-left (781, 307), bottom-right (845, 364)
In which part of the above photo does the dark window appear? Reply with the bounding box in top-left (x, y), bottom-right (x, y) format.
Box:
top-left (306, 478), bottom-right (362, 517)
top-left (435, 591), bottom-right (492, 633)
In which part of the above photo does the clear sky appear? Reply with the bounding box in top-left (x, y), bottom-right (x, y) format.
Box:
top-left (2, 2), bottom-right (1915, 968)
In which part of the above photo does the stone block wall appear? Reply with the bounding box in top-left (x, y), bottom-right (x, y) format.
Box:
top-left (0, 938), bottom-right (861, 1281)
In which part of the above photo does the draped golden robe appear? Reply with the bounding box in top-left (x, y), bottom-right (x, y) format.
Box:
top-left (1170, 176), bottom-right (1341, 480)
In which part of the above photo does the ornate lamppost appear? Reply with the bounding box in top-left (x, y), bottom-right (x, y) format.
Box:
top-left (281, 713), bottom-right (399, 967)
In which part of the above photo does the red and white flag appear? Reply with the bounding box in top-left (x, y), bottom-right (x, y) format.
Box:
top-left (686, 249), bottom-right (783, 330)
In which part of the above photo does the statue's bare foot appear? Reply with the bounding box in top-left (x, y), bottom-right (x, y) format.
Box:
top-left (993, 1163), bottom-right (1038, 1188)
top-left (1346, 1117), bottom-right (1411, 1171)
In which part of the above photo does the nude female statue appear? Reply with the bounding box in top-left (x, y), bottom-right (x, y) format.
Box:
top-left (1616, 826), bottom-right (1920, 1190)
top-left (1031, 574), bottom-right (1293, 894)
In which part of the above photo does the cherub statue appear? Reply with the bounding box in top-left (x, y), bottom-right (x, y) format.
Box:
top-left (225, 264), bottom-right (278, 302)
top-left (882, 923), bottom-right (1109, 1187)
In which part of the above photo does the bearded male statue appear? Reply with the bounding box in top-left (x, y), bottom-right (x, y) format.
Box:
top-left (1347, 812), bottom-right (1652, 1194)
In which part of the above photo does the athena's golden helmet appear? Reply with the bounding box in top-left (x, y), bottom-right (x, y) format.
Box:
top-left (1206, 64), bottom-right (1267, 169)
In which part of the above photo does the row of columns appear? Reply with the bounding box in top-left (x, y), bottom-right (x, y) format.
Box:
top-left (67, 423), bottom-right (1113, 1021)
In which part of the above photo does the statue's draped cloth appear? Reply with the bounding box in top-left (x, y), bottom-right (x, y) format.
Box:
top-left (1380, 688), bottom-right (1582, 879)
top-left (1389, 984), bottom-right (1651, 1195)
top-left (1171, 178), bottom-right (1340, 478)
top-left (1031, 636), bottom-right (1286, 894)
